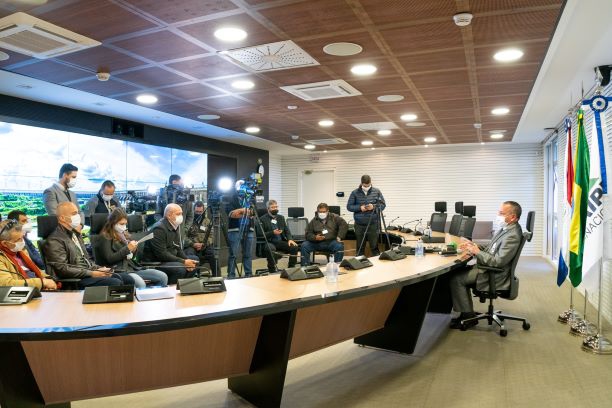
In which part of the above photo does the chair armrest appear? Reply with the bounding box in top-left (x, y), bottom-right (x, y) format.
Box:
top-left (478, 265), bottom-right (504, 273)
top-left (476, 265), bottom-right (501, 293)
top-left (139, 261), bottom-right (162, 267)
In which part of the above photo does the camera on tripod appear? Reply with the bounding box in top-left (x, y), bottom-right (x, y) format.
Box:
top-left (162, 184), bottom-right (193, 205)
top-left (236, 174), bottom-right (262, 201)
top-left (125, 190), bottom-right (157, 213)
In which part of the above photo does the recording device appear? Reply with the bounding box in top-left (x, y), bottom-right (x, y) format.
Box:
top-left (177, 277), bottom-right (226, 295)
top-left (340, 255), bottom-right (373, 270)
top-left (280, 265), bottom-right (324, 281)
top-left (379, 248), bottom-right (407, 261)
top-left (236, 174), bottom-right (263, 201)
top-left (82, 285), bottom-right (135, 304)
top-left (161, 184), bottom-right (193, 206)
top-left (125, 190), bottom-right (157, 213)
top-left (0, 286), bottom-right (41, 305)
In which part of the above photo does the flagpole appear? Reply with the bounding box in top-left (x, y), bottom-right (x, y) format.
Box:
top-left (581, 259), bottom-right (612, 354)
top-left (558, 286), bottom-right (581, 324)
top-left (570, 290), bottom-right (596, 337)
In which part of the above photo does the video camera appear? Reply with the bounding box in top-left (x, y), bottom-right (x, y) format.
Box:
top-left (162, 184), bottom-right (193, 206)
top-left (236, 173), bottom-right (262, 201)
top-left (125, 191), bottom-right (157, 213)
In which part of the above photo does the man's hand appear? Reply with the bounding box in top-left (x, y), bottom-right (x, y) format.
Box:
top-left (315, 233), bottom-right (325, 241)
top-left (336, 237), bottom-right (342, 242)
top-left (366, 203), bottom-right (374, 211)
top-left (127, 240), bottom-right (138, 252)
top-left (459, 240), bottom-right (480, 255)
top-left (273, 228), bottom-right (282, 235)
top-left (193, 242), bottom-right (203, 251)
top-left (184, 259), bottom-right (197, 271)
top-left (288, 240), bottom-right (298, 247)
top-left (42, 278), bottom-right (57, 290)
top-left (360, 204), bottom-right (367, 212)
top-left (91, 269), bottom-right (112, 277)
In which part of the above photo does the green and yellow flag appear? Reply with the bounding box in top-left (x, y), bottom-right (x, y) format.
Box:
top-left (568, 109), bottom-right (590, 287)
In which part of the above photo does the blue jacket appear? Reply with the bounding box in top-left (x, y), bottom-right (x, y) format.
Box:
top-left (346, 186), bottom-right (386, 225)
top-left (25, 236), bottom-right (45, 270)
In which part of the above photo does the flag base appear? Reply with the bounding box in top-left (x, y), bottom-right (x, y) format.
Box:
top-left (558, 308), bottom-right (581, 324)
top-left (569, 318), bottom-right (597, 337)
top-left (581, 334), bottom-right (612, 355)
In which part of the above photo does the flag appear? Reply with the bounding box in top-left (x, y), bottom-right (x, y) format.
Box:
top-left (581, 107), bottom-right (609, 292)
top-left (557, 118), bottom-right (574, 286)
top-left (569, 109), bottom-right (590, 287)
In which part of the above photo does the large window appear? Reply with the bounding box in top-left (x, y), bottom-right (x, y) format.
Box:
top-left (0, 121), bottom-right (207, 218)
top-left (545, 137), bottom-right (559, 259)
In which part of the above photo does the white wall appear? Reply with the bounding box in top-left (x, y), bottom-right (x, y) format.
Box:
top-left (268, 153), bottom-right (282, 208)
top-left (279, 143), bottom-right (543, 256)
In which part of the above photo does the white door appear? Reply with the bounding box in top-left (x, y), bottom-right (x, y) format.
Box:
top-left (299, 169), bottom-right (335, 218)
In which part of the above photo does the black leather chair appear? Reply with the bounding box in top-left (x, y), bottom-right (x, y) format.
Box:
top-left (460, 211), bottom-right (534, 337)
top-left (286, 207), bottom-right (308, 242)
top-left (37, 215), bottom-right (80, 290)
top-left (458, 205), bottom-right (476, 240)
top-left (89, 214), bottom-right (109, 264)
top-left (127, 214), bottom-right (147, 241)
top-left (328, 206), bottom-right (341, 215)
top-left (448, 201), bottom-right (463, 235)
top-left (429, 201), bottom-right (447, 233)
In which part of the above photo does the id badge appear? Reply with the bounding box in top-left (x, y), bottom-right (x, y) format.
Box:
top-left (271, 219), bottom-right (278, 225)
top-left (200, 225), bottom-right (206, 231)
top-left (322, 229), bottom-right (329, 235)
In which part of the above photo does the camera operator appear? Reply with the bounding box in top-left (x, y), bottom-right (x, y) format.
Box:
top-left (184, 201), bottom-right (218, 276)
top-left (158, 174), bottom-right (194, 241)
top-left (226, 180), bottom-right (255, 279)
top-left (257, 200), bottom-right (298, 272)
top-left (346, 175), bottom-right (386, 256)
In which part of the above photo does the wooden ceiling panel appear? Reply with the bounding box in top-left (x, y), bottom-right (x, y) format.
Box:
top-left (113, 31), bottom-right (207, 62)
top-left (124, 0), bottom-right (239, 24)
top-left (160, 83), bottom-right (226, 100)
top-left (437, 116), bottom-right (477, 127)
top-left (360, 0), bottom-right (455, 25)
top-left (411, 69), bottom-right (470, 90)
top-left (167, 56), bottom-right (247, 79)
top-left (258, 0), bottom-right (363, 38)
top-left (427, 99), bottom-right (474, 111)
top-left (470, 0), bottom-right (562, 14)
top-left (361, 93), bottom-right (417, 105)
top-left (0, 50), bottom-right (34, 68)
top-left (474, 41), bottom-right (549, 67)
top-left (206, 75), bottom-right (277, 93)
top-left (397, 48), bottom-right (467, 74)
top-left (12, 60), bottom-right (91, 84)
top-left (296, 31), bottom-right (384, 65)
top-left (117, 92), bottom-right (179, 106)
top-left (326, 58), bottom-right (398, 79)
top-left (261, 67), bottom-right (333, 87)
top-left (419, 85), bottom-right (472, 101)
top-left (71, 78), bottom-right (141, 97)
top-left (241, 88), bottom-right (303, 106)
top-left (375, 103), bottom-right (423, 116)
top-left (480, 94), bottom-right (528, 108)
top-left (350, 76), bottom-right (407, 95)
top-left (431, 108), bottom-right (476, 119)
top-left (57, 46), bottom-right (146, 72)
top-left (478, 81), bottom-right (533, 98)
top-left (315, 96), bottom-right (369, 109)
top-left (381, 21), bottom-right (463, 55)
top-left (199, 96), bottom-right (254, 110)
top-left (114, 66), bottom-right (189, 87)
top-left (472, 9), bottom-right (561, 46)
top-left (477, 64), bottom-right (540, 84)
top-left (157, 102), bottom-right (209, 116)
top-left (328, 105), bottom-right (379, 119)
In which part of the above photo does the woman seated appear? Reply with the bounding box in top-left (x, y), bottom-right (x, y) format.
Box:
top-left (96, 209), bottom-right (168, 288)
top-left (0, 220), bottom-right (57, 290)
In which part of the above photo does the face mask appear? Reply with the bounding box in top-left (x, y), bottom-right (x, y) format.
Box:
top-left (10, 240), bottom-right (25, 252)
top-left (22, 222), bottom-right (33, 233)
top-left (318, 212), bottom-right (328, 220)
top-left (69, 214), bottom-right (81, 229)
top-left (67, 178), bottom-right (77, 189)
top-left (362, 185), bottom-right (371, 193)
top-left (174, 215), bottom-right (184, 225)
top-left (494, 215), bottom-right (507, 230)
top-left (114, 224), bottom-right (127, 234)
top-left (269, 210), bottom-right (279, 216)
top-left (194, 213), bottom-right (204, 222)
top-left (102, 194), bottom-right (113, 202)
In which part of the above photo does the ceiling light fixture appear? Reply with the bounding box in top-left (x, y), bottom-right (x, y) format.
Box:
top-left (377, 95), bottom-right (404, 102)
top-left (197, 114), bottom-right (220, 120)
top-left (245, 126), bottom-right (260, 133)
top-left (424, 145), bottom-right (429, 148)
top-left (424, 136), bottom-right (437, 143)
top-left (361, 140), bottom-right (373, 146)
top-left (400, 113), bottom-right (418, 121)
top-left (136, 94), bottom-right (157, 104)
top-left (0, 51), bottom-right (9, 61)
top-left (494, 48), bottom-right (524, 62)
top-left (290, 135), bottom-right (299, 140)
top-left (351, 64), bottom-right (377, 76)
top-left (231, 80), bottom-right (254, 90)
top-left (323, 42), bottom-right (363, 56)
top-left (491, 107), bottom-right (509, 115)
top-left (453, 12), bottom-right (473, 27)
top-left (214, 27), bottom-right (247, 42)
top-left (318, 119), bottom-right (334, 127)
top-left (490, 133), bottom-right (504, 139)
top-left (405, 122), bottom-right (426, 127)
top-left (287, 105), bottom-right (298, 110)
top-left (304, 144), bottom-right (316, 150)
top-left (377, 130), bottom-right (391, 136)
top-left (481, 142), bottom-right (485, 145)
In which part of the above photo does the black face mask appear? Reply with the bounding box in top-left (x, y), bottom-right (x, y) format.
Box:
top-left (269, 210), bottom-right (279, 216)
top-left (194, 213), bottom-right (204, 223)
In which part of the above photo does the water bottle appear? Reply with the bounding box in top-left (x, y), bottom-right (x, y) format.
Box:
top-left (326, 255), bottom-right (338, 283)
top-left (424, 222), bottom-right (431, 238)
top-left (415, 239), bottom-right (425, 258)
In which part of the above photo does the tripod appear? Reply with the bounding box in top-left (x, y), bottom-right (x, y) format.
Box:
top-left (357, 199), bottom-right (392, 256)
top-left (207, 201), bottom-right (230, 278)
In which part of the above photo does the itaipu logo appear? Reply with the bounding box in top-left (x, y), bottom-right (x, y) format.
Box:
top-left (585, 183), bottom-right (604, 235)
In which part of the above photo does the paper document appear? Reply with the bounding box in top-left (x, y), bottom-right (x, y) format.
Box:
top-left (137, 233), bottom-right (154, 244)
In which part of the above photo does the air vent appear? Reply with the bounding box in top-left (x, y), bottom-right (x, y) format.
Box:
top-left (0, 12), bottom-right (100, 58)
top-left (351, 122), bottom-right (399, 131)
top-left (305, 138), bottom-right (348, 145)
top-left (222, 40), bottom-right (319, 72)
top-left (281, 80), bottom-right (361, 101)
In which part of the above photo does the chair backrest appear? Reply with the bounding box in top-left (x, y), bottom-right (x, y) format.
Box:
top-left (448, 214), bottom-right (463, 235)
top-left (454, 201), bottom-right (463, 214)
top-left (89, 213), bottom-right (108, 235)
top-left (434, 201), bottom-right (447, 213)
top-left (458, 217), bottom-right (476, 240)
top-left (127, 214), bottom-right (145, 233)
top-left (525, 210), bottom-right (535, 242)
top-left (90, 234), bottom-right (105, 265)
top-left (463, 205), bottom-right (476, 218)
top-left (430, 213), bottom-right (447, 233)
top-left (287, 218), bottom-right (308, 241)
top-left (328, 205), bottom-right (341, 215)
top-left (287, 207), bottom-right (304, 218)
top-left (37, 216), bottom-right (58, 239)
top-left (505, 230), bottom-right (530, 300)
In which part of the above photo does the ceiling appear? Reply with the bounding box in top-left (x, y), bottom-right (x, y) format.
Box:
top-left (0, 0), bottom-right (565, 151)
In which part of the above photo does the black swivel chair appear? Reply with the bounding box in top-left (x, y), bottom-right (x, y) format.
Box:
top-left (89, 214), bottom-right (109, 264)
top-left (328, 206), bottom-right (341, 216)
top-left (37, 215), bottom-right (80, 290)
top-left (127, 214), bottom-right (147, 241)
top-left (448, 201), bottom-right (464, 235)
top-left (458, 205), bottom-right (476, 240)
top-left (461, 211), bottom-right (534, 337)
top-left (429, 201), bottom-right (447, 233)
top-left (286, 207), bottom-right (308, 242)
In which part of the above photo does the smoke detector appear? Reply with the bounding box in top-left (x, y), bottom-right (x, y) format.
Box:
top-left (96, 71), bottom-right (110, 81)
top-left (473, 122), bottom-right (482, 129)
top-left (453, 12), bottom-right (473, 27)
top-left (290, 135), bottom-right (299, 140)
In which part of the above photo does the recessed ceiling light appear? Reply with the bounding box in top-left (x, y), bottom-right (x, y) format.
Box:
top-left (319, 119), bottom-right (334, 127)
top-left (400, 113), bottom-right (418, 121)
top-left (323, 42), bottom-right (363, 56)
top-left (377, 130), bottom-right (391, 136)
top-left (371, 147), bottom-right (375, 150)
top-left (245, 126), bottom-right (260, 133)
top-left (489, 129), bottom-right (507, 134)
top-left (424, 136), bottom-right (437, 143)
top-left (136, 94), bottom-right (157, 104)
top-left (377, 95), bottom-right (404, 102)
top-left (424, 145), bottom-right (429, 148)
top-left (481, 142), bottom-right (485, 145)
top-left (323, 150), bottom-right (328, 153)
top-left (214, 27), bottom-right (247, 42)
top-left (490, 133), bottom-right (504, 139)
top-left (231, 80), bottom-right (254, 90)
top-left (361, 140), bottom-right (374, 146)
top-left (405, 122), bottom-right (426, 127)
top-left (197, 114), bottom-right (220, 120)
top-left (351, 64), bottom-right (377, 76)
top-left (494, 48), bottom-right (524, 62)
top-left (287, 105), bottom-right (298, 110)
top-left (304, 144), bottom-right (316, 150)
top-left (290, 135), bottom-right (299, 140)
top-left (0, 51), bottom-right (9, 61)
top-left (491, 107), bottom-right (509, 115)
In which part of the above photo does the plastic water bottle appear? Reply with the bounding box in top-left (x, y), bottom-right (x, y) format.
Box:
top-left (415, 239), bottom-right (425, 258)
top-left (326, 255), bottom-right (338, 283)
top-left (424, 223), bottom-right (431, 238)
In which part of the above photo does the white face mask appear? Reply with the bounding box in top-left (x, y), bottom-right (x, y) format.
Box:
top-left (10, 240), bottom-right (25, 252)
top-left (318, 212), bottom-right (328, 220)
top-left (494, 215), bottom-right (507, 231)
top-left (114, 224), bottom-right (127, 234)
top-left (22, 222), bottom-right (33, 233)
top-left (362, 185), bottom-right (371, 193)
top-left (174, 215), bottom-right (184, 225)
top-left (102, 194), bottom-right (113, 202)
top-left (67, 178), bottom-right (77, 189)
top-left (69, 214), bottom-right (81, 229)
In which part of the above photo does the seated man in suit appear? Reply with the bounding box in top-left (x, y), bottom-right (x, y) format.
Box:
top-left (257, 200), bottom-right (298, 272)
top-left (301, 203), bottom-right (348, 266)
top-left (43, 163), bottom-right (84, 229)
top-left (142, 203), bottom-right (199, 285)
top-left (7, 210), bottom-right (45, 270)
top-left (44, 202), bottom-right (126, 289)
top-left (448, 201), bottom-right (523, 329)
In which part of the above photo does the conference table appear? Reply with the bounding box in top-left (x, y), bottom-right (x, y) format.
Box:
top-left (0, 232), bottom-right (466, 408)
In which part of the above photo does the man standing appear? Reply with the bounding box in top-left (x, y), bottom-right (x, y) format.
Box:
top-left (7, 210), bottom-right (45, 270)
top-left (226, 183), bottom-right (255, 278)
top-left (301, 203), bottom-right (348, 266)
top-left (184, 201), bottom-right (218, 276)
top-left (86, 180), bottom-right (120, 218)
top-left (448, 201), bottom-right (523, 329)
top-left (43, 163), bottom-right (84, 228)
top-left (257, 200), bottom-right (298, 272)
top-left (347, 175), bottom-right (386, 256)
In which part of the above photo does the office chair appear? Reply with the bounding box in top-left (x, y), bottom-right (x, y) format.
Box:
top-left (448, 201), bottom-right (463, 235)
top-left (286, 207), bottom-right (308, 242)
top-left (328, 205), bottom-right (341, 215)
top-left (458, 205), bottom-right (476, 240)
top-left (127, 214), bottom-right (147, 241)
top-left (37, 215), bottom-right (80, 290)
top-left (429, 201), bottom-right (447, 233)
top-left (460, 210), bottom-right (534, 337)
top-left (89, 214), bottom-right (109, 264)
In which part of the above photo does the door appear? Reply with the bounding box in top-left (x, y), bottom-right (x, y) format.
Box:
top-left (299, 169), bottom-right (335, 218)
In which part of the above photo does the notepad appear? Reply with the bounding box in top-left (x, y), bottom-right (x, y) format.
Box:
top-left (137, 233), bottom-right (154, 245)
top-left (135, 287), bottom-right (175, 301)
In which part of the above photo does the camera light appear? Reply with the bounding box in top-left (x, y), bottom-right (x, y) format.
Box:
top-left (218, 177), bottom-right (233, 192)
